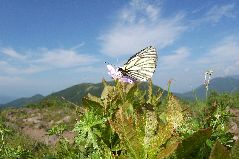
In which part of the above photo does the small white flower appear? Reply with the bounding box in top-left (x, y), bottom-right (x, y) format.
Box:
top-left (204, 69), bottom-right (213, 89)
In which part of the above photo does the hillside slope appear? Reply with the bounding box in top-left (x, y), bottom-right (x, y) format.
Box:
top-left (48, 81), bottom-right (164, 105)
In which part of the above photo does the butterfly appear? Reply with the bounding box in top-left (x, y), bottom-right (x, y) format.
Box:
top-left (106, 46), bottom-right (158, 83)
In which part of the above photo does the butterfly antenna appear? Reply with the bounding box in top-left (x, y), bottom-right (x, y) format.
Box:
top-left (104, 61), bottom-right (117, 67)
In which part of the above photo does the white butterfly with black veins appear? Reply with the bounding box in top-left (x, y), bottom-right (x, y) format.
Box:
top-left (107, 46), bottom-right (158, 83)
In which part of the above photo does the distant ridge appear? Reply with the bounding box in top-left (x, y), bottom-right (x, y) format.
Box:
top-left (1, 94), bottom-right (44, 108)
top-left (231, 75), bottom-right (239, 79)
top-left (178, 76), bottom-right (239, 100)
top-left (3, 75), bottom-right (239, 107)
top-left (1, 81), bottom-right (164, 108)
top-left (47, 82), bottom-right (105, 104)
top-left (47, 81), bottom-right (163, 105)
top-left (0, 95), bottom-right (16, 105)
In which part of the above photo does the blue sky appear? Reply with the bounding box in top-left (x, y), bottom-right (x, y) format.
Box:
top-left (0, 0), bottom-right (239, 97)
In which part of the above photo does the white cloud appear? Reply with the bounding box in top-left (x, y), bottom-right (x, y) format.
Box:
top-left (203, 36), bottom-right (239, 75)
top-left (0, 60), bottom-right (8, 66)
top-left (236, 60), bottom-right (239, 66)
top-left (0, 47), bottom-right (27, 60)
top-left (155, 36), bottom-right (239, 92)
top-left (209, 36), bottom-right (239, 58)
top-left (196, 36), bottom-right (239, 65)
top-left (0, 47), bottom-right (99, 75)
top-left (0, 76), bottom-right (23, 84)
top-left (0, 60), bottom-right (19, 73)
top-left (160, 47), bottom-right (190, 68)
top-left (155, 47), bottom-right (192, 92)
top-left (190, 3), bottom-right (236, 27)
top-left (119, 0), bottom-right (160, 23)
top-left (99, 0), bottom-right (186, 56)
top-left (0, 75), bottom-right (51, 97)
top-left (0, 60), bottom-right (44, 74)
top-left (21, 65), bottom-right (45, 74)
top-left (70, 42), bottom-right (85, 50)
top-left (73, 66), bottom-right (105, 73)
top-left (167, 36), bottom-right (239, 80)
top-left (205, 4), bottom-right (236, 23)
top-left (35, 48), bottom-right (98, 68)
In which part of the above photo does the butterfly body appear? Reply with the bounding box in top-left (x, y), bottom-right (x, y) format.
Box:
top-left (107, 65), bottom-right (135, 84)
top-left (107, 46), bottom-right (158, 83)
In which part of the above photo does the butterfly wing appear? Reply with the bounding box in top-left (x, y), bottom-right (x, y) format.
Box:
top-left (120, 46), bottom-right (158, 81)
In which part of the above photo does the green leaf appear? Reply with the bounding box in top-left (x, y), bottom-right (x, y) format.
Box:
top-left (82, 96), bottom-right (104, 114)
top-left (74, 111), bottom-right (106, 150)
top-left (101, 85), bottom-right (115, 101)
top-left (48, 124), bottom-right (67, 136)
top-left (230, 140), bottom-right (239, 159)
top-left (209, 141), bottom-right (229, 159)
top-left (144, 110), bottom-right (158, 151)
top-left (110, 107), bottom-right (145, 159)
top-left (158, 142), bottom-right (179, 159)
top-left (87, 93), bottom-right (103, 105)
top-left (147, 79), bottom-right (153, 104)
top-left (176, 128), bottom-right (212, 159)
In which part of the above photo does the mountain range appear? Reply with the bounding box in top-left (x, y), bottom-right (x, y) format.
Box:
top-left (0, 95), bottom-right (16, 104)
top-left (0, 94), bottom-right (44, 108)
top-left (178, 76), bottom-right (239, 100)
top-left (0, 81), bottom-right (162, 107)
top-left (46, 81), bottom-right (162, 105)
top-left (1, 75), bottom-right (239, 107)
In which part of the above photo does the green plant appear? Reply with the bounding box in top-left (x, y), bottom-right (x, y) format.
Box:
top-left (1, 79), bottom-right (239, 158)
top-left (209, 140), bottom-right (239, 159)
top-left (203, 92), bottom-right (234, 148)
top-left (48, 124), bottom-right (67, 136)
top-left (179, 91), bottom-right (236, 158)
top-left (0, 120), bottom-right (32, 158)
top-left (72, 80), bottom-right (185, 158)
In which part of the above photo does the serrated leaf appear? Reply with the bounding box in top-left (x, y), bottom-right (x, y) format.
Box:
top-left (157, 142), bottom-right (179, 159)
top-left (124, 82), bottom-right (136, 93)
top-left (147, 79), bottom-right (153, 104)
top-left (110, 107), bottom-right (145, 159)
top-left (176, 128), bottom-right (212, 159)
top-left (87, 93), bottom-right (103, 104)
top-left (229, 140), bottom-right (239, 159)
top-left (102, 78), bottom-right (108, 87)
top-left (73, 111), bottom-right (106, 150)
top-left (209, 141), bottom-right (229, 159)
top-left (101, 85), bottom-right (115, 100)
top-left (82, 96), bottom-right (104, 114)
top-left (159, 112), bottom-right (167, 124)
top-left (144, 110), bottom-right (158, 152)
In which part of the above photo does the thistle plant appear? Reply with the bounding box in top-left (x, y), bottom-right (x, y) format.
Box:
top-left (204, 70), bottom-right (213, 99)
top-left (72, 80), bottom-right (186, 158)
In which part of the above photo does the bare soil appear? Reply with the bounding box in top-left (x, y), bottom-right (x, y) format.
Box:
top-left (229, 108), bottom-right (239, 141)
top-left (3, 107), bottom-right (77, 145)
